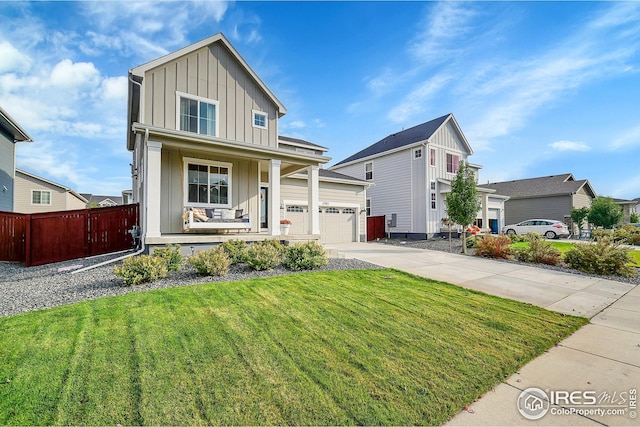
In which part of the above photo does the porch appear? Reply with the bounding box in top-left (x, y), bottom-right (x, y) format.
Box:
top-left (145, 232), bottom-right (321, 253)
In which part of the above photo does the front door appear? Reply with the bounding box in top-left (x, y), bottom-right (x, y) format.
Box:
top-left (260, 186), bottom-right (268, 229)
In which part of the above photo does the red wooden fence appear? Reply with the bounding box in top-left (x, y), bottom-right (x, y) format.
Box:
top-left (0, 204), bottom-right (138, 267)
top-left (366, 215), bottom-right (386, 241)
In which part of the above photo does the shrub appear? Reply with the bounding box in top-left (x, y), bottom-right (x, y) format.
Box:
top-left (466, 235), bottom-right (479, 249)
top-left (507, 233), bottom-right (527, 243)
top-left (152, 244), bottom-right (183, 271)
top-left (514, 234), bottom-right (562, 266)
top-left (245, 240), bottom-right (283, 271)
top-left (283, 241), bottom-right (329, 271)
top-left (564, 237), bottom-right (635, 277)
top-left (473, 235), bottom-right (513, 260)
top-left (220, 240), bottom-right (248, 264)
top-left (188, 246), bottom-right (231, 276)
top-left (114, 255), bottom-right (168, 286)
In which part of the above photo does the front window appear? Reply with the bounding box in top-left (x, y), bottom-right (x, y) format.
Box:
top-left (184, 159), bottom-right (231, 207)
top-left (446, 153), bottom-right (460, 173)
top-left (31, 190), bottom-right (51, 205)
top-left (177, 92), bottom-right (218, 136)
top-left (365, 162), bottom-right (373, 180)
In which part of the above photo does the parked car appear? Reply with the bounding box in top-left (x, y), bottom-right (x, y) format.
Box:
top-left (502, 219), bottom-right (570, 239)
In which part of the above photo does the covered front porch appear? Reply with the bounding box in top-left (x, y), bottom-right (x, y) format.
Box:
top-left (135, 125), bottom-right (329, 247)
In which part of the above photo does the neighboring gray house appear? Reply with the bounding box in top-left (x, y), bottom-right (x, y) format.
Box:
top-left (81, 194), bottom-right (124, 207)
top-left (479, 173), bottom-right (597, 231)
top-left (613, 198), bottom-right (638, 224)
top-left (0, 106), bottom-right (32, 211)
top-left (126, 33), bottom-right (368, 248)
top-left (330, 113), bottom-right (509, 238)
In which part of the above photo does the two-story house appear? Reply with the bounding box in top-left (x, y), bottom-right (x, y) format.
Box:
top-left (127, 33), bottom-right (368, 250)
top-left (14, 169), bottom-right (87, 214)
top-left (0, 106), bottom-right (32, 212)
top-left (331, 114), bottom-right (508, 239)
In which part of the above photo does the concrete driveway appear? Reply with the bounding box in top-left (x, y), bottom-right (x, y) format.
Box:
top-left (325, 242), bottom-right (640, 426)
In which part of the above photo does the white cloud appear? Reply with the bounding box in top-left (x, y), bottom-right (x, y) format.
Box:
top-left (387, 74), bottom-right (452, 123)
top-left (101, 76), bottom-right (128, 101)
top-left (50, 59), bottom-right (100, 89)
top-left (548, 140), bottom-right (591, 152)
top-left (610, 125), bottom-right (640, 150)
top-left (0, 40), bottom-right (31, 73)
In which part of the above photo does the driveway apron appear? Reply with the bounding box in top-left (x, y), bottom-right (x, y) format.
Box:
top-left (325, 242), bottom-right (640, 426)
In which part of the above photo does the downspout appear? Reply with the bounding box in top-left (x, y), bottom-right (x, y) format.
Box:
top-left (71, 128), bottom-right (149, 274)
top-left (422, 140), bottom-right (430, 236)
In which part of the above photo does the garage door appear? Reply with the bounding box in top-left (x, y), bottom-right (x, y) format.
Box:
top-left (284, 205), bottom-right (357, 243)
top-left (320, 207), bottom-right (356, 243)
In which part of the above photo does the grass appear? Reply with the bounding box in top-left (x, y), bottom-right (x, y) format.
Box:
top-left (511, 241), bottom-right (640, 267)
top-left (0, 269), bottom-right (587, 426)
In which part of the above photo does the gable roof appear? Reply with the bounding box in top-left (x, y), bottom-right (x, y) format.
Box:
top-left (0, 106), bottom-right (32, 142)
top-left (332, 113), bottom-right (471, 167)
top-left (290, 168), bottom-right (370, 186)
top-left (130, 33), bottom-right (286, 116)
top-left (17, 169), bottom-right (88, 203)
top-left (478, 173), bottom-right (597, 199)
top-left (81, 194), bottom-right (123, 205)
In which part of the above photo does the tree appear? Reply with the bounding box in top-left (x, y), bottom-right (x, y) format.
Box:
top-left (570, 207), bottom-right (590, 237)
top-left (588, 197), bottom-right (623, 229)
top-left (445, 161), bottom-right (481, 254)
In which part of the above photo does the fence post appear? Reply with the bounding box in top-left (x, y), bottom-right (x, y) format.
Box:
top-left (24, 214), bottom-right (32, 267)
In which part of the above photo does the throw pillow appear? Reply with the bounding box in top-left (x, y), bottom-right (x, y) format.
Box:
top-left (192, 208), bottom-right (208, 222)
top-left (221, 209), bottom-right (235, 220)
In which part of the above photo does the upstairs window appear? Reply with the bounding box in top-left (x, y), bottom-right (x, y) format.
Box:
top-left (414, 148), bottom-right (422, 159)
top-left (365, 162), bottom-right (373, 180)
top-left (446, 153), bottom-right (460, 174)
top-left (430, 148), bottom-right (436, 166)
top-left (252, 110), bottom-right (267, 129)
top-left (31, 190), bottom-right (51, 205)
top-left (177, 92), bottom-right (218, 136)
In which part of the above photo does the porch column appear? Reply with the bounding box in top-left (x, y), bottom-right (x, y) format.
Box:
top-left (269, 159), bottom-right (281, 236)
top-left (145, 140), bottom-right (162, 238)
top-left (308, 165), bottom-right (320, 235)
top-left (481, 192), bottom-right (489, 232)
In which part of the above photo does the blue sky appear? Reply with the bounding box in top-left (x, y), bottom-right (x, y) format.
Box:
top-left (1, 1), bottom-right (639, 199)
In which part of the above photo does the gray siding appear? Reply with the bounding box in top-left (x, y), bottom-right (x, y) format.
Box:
top-left (0, 130), bottom-right (14, 211)
top-left (504, 195), bottom-right (572, 225)
top-left (144, 41), bottom-right (278, 147)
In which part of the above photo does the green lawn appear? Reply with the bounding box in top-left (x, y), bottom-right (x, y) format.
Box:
top-left (0, 269), bottom-right (587, 426)
top-left (511, 241), bottom-right (640, 267)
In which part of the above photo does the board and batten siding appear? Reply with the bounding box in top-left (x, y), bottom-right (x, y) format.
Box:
top-left (159, 146), bottom-right (260, 233)
top-left (143, 41), bottom-right (278, 148)
top-left (0, 130), bottom-right (15, 211)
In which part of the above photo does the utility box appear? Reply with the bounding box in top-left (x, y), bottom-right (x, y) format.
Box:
top-left (387, 213), bottom-right (397, 228)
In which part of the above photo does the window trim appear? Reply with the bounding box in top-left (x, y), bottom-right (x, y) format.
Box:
top-left (182, 157), bottom-right (232, 208)
top-left (364, 162), bottom-right (373, 181)
top-left (446, 152), bottom-right (460, 174)
top-left (31, 189), bottom-right (52, 206)
top-left (175, 91), bottom-right (219, 137)
top-left (252, 110), bottom-right (268, 130)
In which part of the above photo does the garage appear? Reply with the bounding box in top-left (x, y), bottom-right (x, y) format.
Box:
top-left (284, 205), bottom-right (358, 243)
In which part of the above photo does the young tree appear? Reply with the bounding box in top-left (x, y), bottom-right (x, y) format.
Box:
top-left (571, 207), bottom-right (590, 237)
top-left (588, 197), bottom-right (623, 229)
top-left (445, 161), bottom-right (481, 254)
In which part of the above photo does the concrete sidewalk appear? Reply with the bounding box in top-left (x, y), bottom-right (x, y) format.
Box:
top-left (325, 242), bottom-right (640, 426)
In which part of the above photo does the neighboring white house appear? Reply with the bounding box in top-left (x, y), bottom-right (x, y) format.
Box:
top-left (331, 114), bottom-right (508, 238)
top-left (14, 169), bottom-right (87, 214)
top-left (0, 106), bottom-right (32, 212)
top-left (126, 33), bottom-right (368, 249)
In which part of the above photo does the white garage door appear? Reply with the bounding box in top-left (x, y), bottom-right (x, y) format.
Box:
top-left (320, 207), bottom-right (356, 243)
top-left (284, 205), bottom-right (357, 243)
